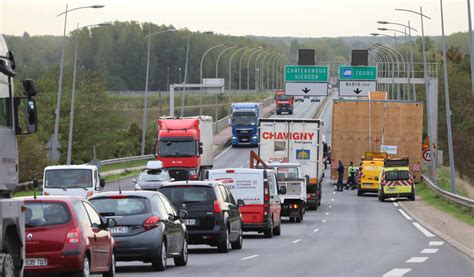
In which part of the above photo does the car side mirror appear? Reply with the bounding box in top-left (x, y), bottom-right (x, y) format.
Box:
top-left (132, 179), bottom-right (137, 184)
top-left (199, 145), bottom-right (203, 155)
top-left (374, 176), bottom-right (379, 181)
top-left (168, 213), bottom-right (176, 221)
top-left (100, 178), bottom-right (105, 188)
top-left (106, 218), bottom-right (117, 229)
top-left (278, 186), bottom-right (287, 195)
top-left (177, 209), bottom-right (188, 219)
top-left (170, 178), bottom-right (175, 182)
top-left (32, 179), bottom-right (39, 189)
top-left (237, 199), bottom-right (245, 207)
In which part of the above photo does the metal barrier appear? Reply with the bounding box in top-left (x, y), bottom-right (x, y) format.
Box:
top-left (422, 174), bottom-right (474, 211)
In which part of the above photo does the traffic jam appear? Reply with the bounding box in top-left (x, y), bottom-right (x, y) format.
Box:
top-left (21, 90), bottom-right (418, 276)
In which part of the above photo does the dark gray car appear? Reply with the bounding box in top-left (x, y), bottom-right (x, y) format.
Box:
top-left (134, 169), bottom-right (171, 191)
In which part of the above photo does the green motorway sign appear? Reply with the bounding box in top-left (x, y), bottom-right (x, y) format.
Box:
top-left (285, 65), bottom-right (328, 82)
top-left (339, 66), bottom-right (377, 81)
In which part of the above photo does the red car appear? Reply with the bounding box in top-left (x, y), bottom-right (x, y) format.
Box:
top-left (23, 196), bottom-right (116, 277)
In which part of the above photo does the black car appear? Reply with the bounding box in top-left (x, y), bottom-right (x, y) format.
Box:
top-left (89, 191), bottom-right (188, 271)
top-left (159, 181), bottom-right (244, 253)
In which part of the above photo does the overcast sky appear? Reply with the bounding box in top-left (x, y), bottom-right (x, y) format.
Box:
top-left (0, 0), bottom-right (471, 38)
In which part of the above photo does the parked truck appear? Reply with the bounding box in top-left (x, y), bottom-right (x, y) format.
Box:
top-left (155, 116), bottom-right (213, 181)
top-left (230, 103), bottom-right (261, 147)
top-left (258, 118), bottom-right (324, 210)
top-left (275, 90), bottom-right (293, 115)
top-left (0, 34), bottom-right (39, 276)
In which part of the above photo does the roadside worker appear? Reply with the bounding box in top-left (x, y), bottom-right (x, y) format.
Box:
top-left (336, 160), bottom-right (344, 191)
top-left (347, 161), bottom-right (357, 190)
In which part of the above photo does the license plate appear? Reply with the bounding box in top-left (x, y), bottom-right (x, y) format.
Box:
top-left (182, 219), bottom-right (197, 226)
top-left (26, 258), bottom-right (48, 267)
top-left (110, 226), bottom-right (129, 234)
top-left (387, 187), bottom-right (397, 192)
top-left (363, 183), bottom-right (373, 187)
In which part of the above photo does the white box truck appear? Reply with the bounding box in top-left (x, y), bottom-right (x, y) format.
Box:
top-left (259, 118), bottom-right (324, 210)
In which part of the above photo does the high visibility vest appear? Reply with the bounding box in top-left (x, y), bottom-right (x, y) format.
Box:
top-left (348, 165), bottom-right (356, 177)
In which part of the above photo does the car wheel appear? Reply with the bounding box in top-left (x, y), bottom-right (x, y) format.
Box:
top-left (409, 193), bottom-right (416, 201)
top-left (217, 227), bottom-right (230, 253)
top-left (263, 220), bottom-right (273, 238)
top-left (357, 190), bottom-right (363, 196)
top-left (273, 219), bottom-right (281, 236)
top-left (73, 254), bottom-right (90, 277)
top-left (174, 239), bottom-right (188, 266)
top-left (0, 253), bottom-right (14, 277)
top-left (296, 212), bottom-right (303, 223)
top-left (231, 227), bottom-right (243, 250)
top-left (103, 252), bottom-right (115, 277)
top-left (289, 217), bottom-right (295, 223)
top-left (152, 239), bottom-right (167, 271)
top-left (378, 194), bottom-right (385, 202)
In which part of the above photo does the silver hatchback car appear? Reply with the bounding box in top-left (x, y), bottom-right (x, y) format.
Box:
top-left (134, 162), bottom-right (173, 191)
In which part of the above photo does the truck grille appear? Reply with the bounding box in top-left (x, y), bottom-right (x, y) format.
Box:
top-left (168, 170), bottom-right (190, 181)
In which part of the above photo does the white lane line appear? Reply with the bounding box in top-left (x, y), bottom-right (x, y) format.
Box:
top-left (322, 219), bottom-right (327, 223)
top-left (383, 268), bottom-right (412, 277)
top-left (292, 239), bottom-right (302, 244)
top-left (398, 209), bottom-right (413, 221)
top-left (328, 205), bottom-right (332, 208)
top-left (429, 241), bottom-right (444, 246)
top-left (240, 254), bottom-right (259, 261)
top-left (214, 146), bottom-right (231, 160)
top-left (313, 228), bottom-right (319, 232)
top-left (325, 212), bottom-right (329, 215)
top-left (393, 202), bottom-right (399, 207)
top-left (333, 191), bottom-right (336, 194)
top-left (331, 198), bottom-right (335, 201)
top-left (421, 248), bottom-right (439, 254)
top-left (413, 222), bottom-right (435, 238)
top-left (406, 257), bottom-right (429, 263)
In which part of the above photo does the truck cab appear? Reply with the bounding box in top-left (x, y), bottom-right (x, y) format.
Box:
top-left (268, 162), bottom-right (306, 223)
top-left (275, 90), bottom-right (293, 115)
top-left (43, 165), bottom-right (105, 199)
top-left (230, 103), bottom-right (260, 147)
top-left (0, 34), bottom-right (39, 276)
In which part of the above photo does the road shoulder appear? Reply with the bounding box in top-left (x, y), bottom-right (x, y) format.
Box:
top-left (399, 197), bottom-right (474, 259)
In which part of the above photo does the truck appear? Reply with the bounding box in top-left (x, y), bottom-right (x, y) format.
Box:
top-left (275, 90), bottom-right (293, 115)
top-left (42, 165), bottom-right (105, 198)
top-left (358, 152), bottom-right (387, 196)
top-left (155, 116), bottom-right (213, 181)
top-left (258, 118), bottom-right (324, 210)
top-left (230, 103), bottom-right (261, 147)
top-left (0, 34), bottom-right (39, 276)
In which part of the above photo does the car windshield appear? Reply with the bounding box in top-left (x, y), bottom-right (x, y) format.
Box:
top-left (90, 197), bottom-right (151, 216)
top-left (385, 170), bottom-right (410, 181)
top-left (45, 169), bottom-right (93, 188)
top-left (276, 167), bottom-right (299, 181)
top-left (277, 95), bottom-right (289, 101)
top-left (159, 139), bottom-right (196, 157)
top-left (232, 111), bottom-right (257, 125)
top-left (25, 202), bottom-right (71, 227)
top-left (138, 170), bottom-right (169, 182)
top-left (0, 62), bottom-right (11, 128)
top-left (160, 186), bottom-right (216, 207)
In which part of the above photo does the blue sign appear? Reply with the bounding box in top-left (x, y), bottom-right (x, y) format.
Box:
top-left (296, 149), bottom-right (310, 160)
top-left (342, 68), bottom-right (353, 78)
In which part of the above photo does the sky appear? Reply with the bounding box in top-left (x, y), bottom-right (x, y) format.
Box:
top-left (0, 0), bottom-right (472, 38)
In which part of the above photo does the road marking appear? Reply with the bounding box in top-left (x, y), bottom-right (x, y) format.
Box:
top-left (331, 198), bottom-right (335, 201)
top-left (322, 219), bottom-right (327, 223)
top-left (328, 205), bottom-right (332, 208)
top-left (313, 228), bottom-right (319, 232)
top-left (292, 239), bottom-right (302, 244)
top-left (333, 191), bottom-right (336, 194)
top-left (413, 222), bottom-right (435, 237)
top-left (393, 202), bottom-right (399, 207)
top-left (420, 248), bottom-right (438, 254)
top-left (406, 257), bottom-right (428, 263)
top-left (240, 255), bottom-right (259, 261)
top-left (383, 268), bottom-right (412, 277)
top-left (325, 212), bottom-right (329, 215)
top-left (429, 241), bottom-right (444, 246)
top-left (397, 209), bottom-right (412, 221)
top-left (214, 146), bottom-right (231, 160)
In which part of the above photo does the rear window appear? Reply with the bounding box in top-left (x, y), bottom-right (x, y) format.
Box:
top-left (25, 202), bottom-right (71, 227)
top-left (385, 170), bottom-right (410, 181)
top-left (89, 197), bottom-right (151, 216)
top-left (160, 186), bottom-right (216, 207)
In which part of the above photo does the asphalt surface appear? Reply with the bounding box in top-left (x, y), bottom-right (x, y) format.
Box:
top-left (102, 96), bottom-right (474, 276)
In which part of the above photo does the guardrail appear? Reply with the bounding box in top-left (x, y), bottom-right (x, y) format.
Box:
top-left (422, 174), bottom-right (474, 211)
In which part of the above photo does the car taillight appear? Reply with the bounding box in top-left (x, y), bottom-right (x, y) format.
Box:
top-left (66, 228), bottom-right (80, 244)
top-left (143, 216), bottom-right (160, 231)
top-left (226, 169), bottom-right (235, 173)
top-left (213, 200), bottom-right (222, 213)
top-left (44, 192), bottom-right (50, 196)
top-left (86, 191), bottom-right (93, 198)
top-left (264, 187), bottom-right (269, 202)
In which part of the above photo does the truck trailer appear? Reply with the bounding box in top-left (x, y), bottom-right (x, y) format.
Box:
top-left (155, 116), bottom-right (213, 181)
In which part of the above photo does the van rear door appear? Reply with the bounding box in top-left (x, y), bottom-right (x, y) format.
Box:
top-left (209, 170), bottom-right (264, 224)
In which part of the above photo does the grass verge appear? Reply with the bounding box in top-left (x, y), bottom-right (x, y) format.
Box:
top-left (417, 181), bottom-right (474, 226)
top-left (13, 190), bottom-right (40, 198)
top-left (435, 166), bottom-right (469, 197)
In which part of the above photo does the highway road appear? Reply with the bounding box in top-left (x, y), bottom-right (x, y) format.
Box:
top-left (103, 95), bottom-right (474, 276)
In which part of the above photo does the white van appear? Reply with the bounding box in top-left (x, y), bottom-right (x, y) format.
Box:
top-left (208, 168), bottom-right (284, 238)
top-left (43, 165), bottom-right (105, 199)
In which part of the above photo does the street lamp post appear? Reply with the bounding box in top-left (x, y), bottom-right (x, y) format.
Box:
top-left (259, 52), bottom-right (274, 91)
top-left (215, 45), bottom-right (238, 78)
top-left (199, 43), bottom-right (226, 114)
top-left (166, 67), bottom-right (170, 91)
top-left (178, 67), bottom-right (182, 84)
top-left (246, 48), bottom-right (264, 91)
top-left (66, 22), bottom-right (110, 165)
top-left (141, 28), bottom-right (177, 156)
top-left (52, 4), bottom-right (104, 163)
top-left (267, 53), bottom-right (280, 90)
top-left (229, 47), bottom-right (248, 90)
top-left (468, 0), bottom-right (474, 96)
top-left (254, 51), bottom-right (268, 91)
top-left (238, 48), bottom-right (254, 92)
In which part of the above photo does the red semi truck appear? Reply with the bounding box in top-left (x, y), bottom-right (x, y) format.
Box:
top-left (155, 116), bottom-right (213, 181)
top-left (275, 90), bottom-right (294, 115)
